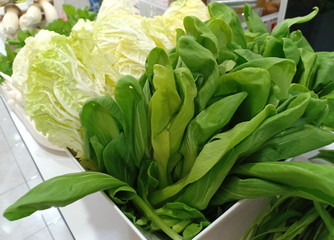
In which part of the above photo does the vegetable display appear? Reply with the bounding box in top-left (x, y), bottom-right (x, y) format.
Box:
top-left (5, 0), bottom-right (209, 159)
top-left (3, 2), bottom-right (334, 240)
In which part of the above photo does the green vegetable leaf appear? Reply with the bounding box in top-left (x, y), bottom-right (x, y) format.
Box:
top-left (183, 16), bottom-right (218, 56)
top-left (271, 7), bottom-right (319, 38)
top-left (232, 57), bottom-right (296, 104)
top-left (45, 19), bottom-right (73, 36)
top-left (243, 3), bottom-right (267, 34)
top-left (154, 202), bottom-right (210, 239)
top-left (322, 95), bottom-right (334, 129)
top-left (282, 37), bottom-right (300, 65)
top-left (80, 96), bottom-right (122, 170)
top-left (3, 172), bottom-right (136, 221)
top-left (177, 92), bottom-right (313, 209)
top-left (114, 75), bottom-right (149, 168)
top-left (177, 29), bottom-right (220, 112)
top-left (314, 202), bottom-right (334, 239)
top-left (179, 91), bottom-right (247, 178)
top-left (45, 5), bottom-right (97, 36)
top-left (235, 91), bottom-right (312, 162)
top-left (233, 49), bottom-right (262, 65)
top-left (167, 67), bottom-right (197, 171)
top-left (288, 30), bottom-right (314, 52)
top-left (275, 208), bottom-right (319, 240)
top-left (102, 133), bottom-right (138, 186)
top-left (145, 47), bottom-right (172, 86)
top-left (243, 197), bottom-right (326, 240)
top-left (137, 159), bottom-right (159, 200)
top-left (247, 125), bottom-right (334, 162)
top-left (211, 176), bottom-right (294, 205)
top-left (206, 17), bottom-right (232, 53)
top-left (215, 67), bottom-right (271, 120)
top-left (208, 2), bottom-right (246, 48)
top-left (234, 161), bottom-right (334, 206)
top-left (312, 51), bottom-right (334, 93)
top-left (150, 58), bottom-right (181, 187)
top-left (150, 104), bottom-right (276, 207)
top-left (296, 48), bottom-right (317, 89)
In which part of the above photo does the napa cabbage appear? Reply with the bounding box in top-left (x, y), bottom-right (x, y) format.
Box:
top-left (10, 0), bottom-right (209, 159)
top-left (93, 0), bottom-right (209, 78)
top-left (12, 27), bottom-right (116, 159)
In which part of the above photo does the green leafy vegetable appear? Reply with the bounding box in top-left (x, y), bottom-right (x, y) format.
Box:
top-left (271, 7), bottom-right (319, 38)
top-left (234, 161), bottom-right (334, 206)
top-left (3, 172), bottom-right (136, 221)
top-left (243, 197), bottom-right (334, 240)
top-left (178, 91), bottom-right (247, 178)
top-left (243, 3), bottom-right (267, 34)
top-left (4, 3), bottom-right (334, 240)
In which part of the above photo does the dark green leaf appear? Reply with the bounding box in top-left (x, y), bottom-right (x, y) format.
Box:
top-left (3, 172), bottom-right (136, 221)
top-left (80, 96), bottom-right (123, 167)
top-left (247, 125), bottom-right (334, 162)
top-left (137, 159), bottom-right (159, 200)
top-left (314, 202), bottom-right (334, 238)
top-left (312, 51), bottom-right (334, 93)
top-left (150, 104), bottom-right (275, 208)
top-left (211, 176), bottom-right (294, 205)
top-left (234, 161), bottom-right (334, 206)
top-left (263, 35), bottom-right (285, 58)
top-left (179, 91), bottom-right (247, 177)
top-left (115, 75), bottom-right (149, 168)
top-left (215, 67), bottom-right (271, 120)
top-left (103, 132), bottom-right (137, 186)
top-left (232, 57), bottom-right (296, 104)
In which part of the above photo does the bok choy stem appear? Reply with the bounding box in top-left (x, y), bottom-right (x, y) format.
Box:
top-left (132, 195), bottom-right (183, 240)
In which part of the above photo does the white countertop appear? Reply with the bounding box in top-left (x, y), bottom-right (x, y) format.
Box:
top-left (2, 95), bottom-right (145, 240)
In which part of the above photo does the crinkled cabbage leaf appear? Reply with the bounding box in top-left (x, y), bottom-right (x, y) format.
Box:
top-left (11, 0), bottom-right (209, 159)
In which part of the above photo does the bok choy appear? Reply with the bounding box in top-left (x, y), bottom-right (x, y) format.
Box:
top-left (4, 3), bottom-right (334, 240)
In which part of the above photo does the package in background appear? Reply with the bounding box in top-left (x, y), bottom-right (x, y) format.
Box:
top-left (89, 0), bottom-right (102, 12)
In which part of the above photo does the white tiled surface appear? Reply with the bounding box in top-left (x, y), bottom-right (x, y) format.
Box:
top-left (0, 94), bottom-right (146, 240)
top-left (0, 97), bottom-right (74, 240)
